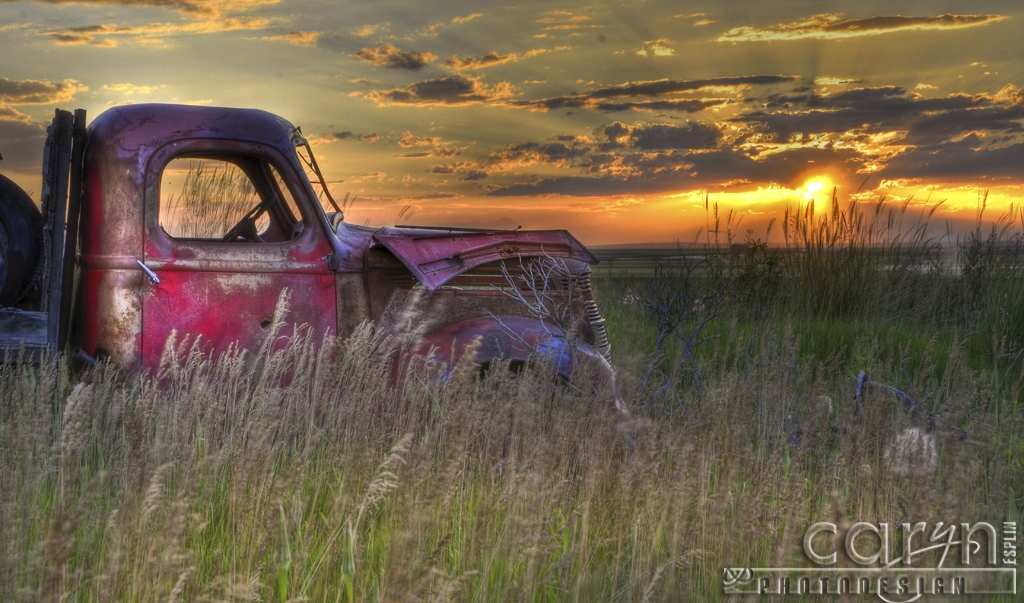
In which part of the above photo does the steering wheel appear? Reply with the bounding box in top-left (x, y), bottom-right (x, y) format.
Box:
top-left (220, 216), bottom-right (264, 243)
top-left (220, 194), bottom-right (277, 243)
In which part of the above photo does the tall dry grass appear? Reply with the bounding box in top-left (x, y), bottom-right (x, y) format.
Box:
top-left (162, 160), bottom-right (265, 239)
top-left (1, 314), bottom-right (1020, 601)
top-left (1, 187), bottom-right (1022, 601)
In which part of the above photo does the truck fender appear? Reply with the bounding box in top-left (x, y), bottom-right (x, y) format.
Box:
top-left (398, 315), bottom-right (619, 400)
top-left (0, 174), bottom-right (44, 305)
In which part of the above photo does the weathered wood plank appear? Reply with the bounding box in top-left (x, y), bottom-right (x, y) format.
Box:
top-left (56, 109), bottom-right (87, 353)
top-left (39, 109), bottom-right (74, 353)
top-left (0, 308), bottom-right (47, 347)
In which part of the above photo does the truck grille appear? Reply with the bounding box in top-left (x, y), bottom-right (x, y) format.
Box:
top-left (576, 272), bottom-right (612, 360)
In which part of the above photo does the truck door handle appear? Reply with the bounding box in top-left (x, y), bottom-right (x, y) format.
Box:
top-left (136, 259), bottom-right (160, 285)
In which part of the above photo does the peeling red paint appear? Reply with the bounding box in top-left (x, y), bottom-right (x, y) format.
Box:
top-left (71, 103), bottom-right (615, 398)
top-left (374, 228), bottom-right (596, 290)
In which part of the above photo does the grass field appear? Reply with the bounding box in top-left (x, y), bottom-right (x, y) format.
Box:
top-left (1, 194), bottom-right (1022, 601)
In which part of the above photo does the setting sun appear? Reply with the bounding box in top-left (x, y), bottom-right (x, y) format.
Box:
top-left (0, 1), bottom-right (1022, 246)
top-left (798, 177), bottom-right (831, 201)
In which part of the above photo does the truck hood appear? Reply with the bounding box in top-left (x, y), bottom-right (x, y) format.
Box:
top-left (371, 226), bottom-right (597, 290)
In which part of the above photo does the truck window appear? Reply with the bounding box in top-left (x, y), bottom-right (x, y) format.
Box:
top-left (159, 157), bottom-right (302, 243)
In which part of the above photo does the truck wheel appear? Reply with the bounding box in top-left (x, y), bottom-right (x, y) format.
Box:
top-left (0, 174), bottom-right (44, 306)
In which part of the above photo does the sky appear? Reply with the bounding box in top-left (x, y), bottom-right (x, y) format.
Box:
top-left (1, 0), bottom-right (1023, 245)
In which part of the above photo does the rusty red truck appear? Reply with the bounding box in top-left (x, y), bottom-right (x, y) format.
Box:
top-left (0, 104), bottom-right (616, 396)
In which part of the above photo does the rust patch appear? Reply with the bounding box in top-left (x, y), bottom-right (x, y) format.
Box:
top-left (214, 273), bottom-right (273, 295)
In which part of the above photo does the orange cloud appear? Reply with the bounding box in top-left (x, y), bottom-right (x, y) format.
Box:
top-left (412, 12), bottom-right (483, 39)
top-left (451, 13), bottom-right (482, 25)
top-left (398, 146), bottom-right (459, 158)
top-left (506, 75), bottom-right (793, 112)
top-left (367, 75), bottom-right (515, 106)
top-left (0, 106), bottom-right (31, 121)
top-left (310, 131), bottom-right (379, 146)
top-left (355, 44), bottom-right (435, 71)
top-left (0, 77), bottom-right (87, 104)
top-left (446, 49), bottom-right (547, 70)
top-left (814, 77), bottom-right (859, 86)
top-left (717, 13), bottom-right (1008, 42)
top-left (352, 23), bottom-right (385, 37)
top-left (16, 0), bottom-right (281, 46)
top-left (260, 30), bottom-right (320, 46)
top-left (536, 12), bottom-right (598, 33)
top-left (4, 0), bottom-right (279, 19)
top-left (103, 82), bottom-right (165, 94)
top-left (349, 172), bottom-right (387, 183)
top-left (397, 131), bottom-right (439, 147)
top-left (43, 16), bottom-right (276, 46)
top-left (635, 39), bottom-right (674, 57)
top-left (430, 161), bottom-right (475, 174)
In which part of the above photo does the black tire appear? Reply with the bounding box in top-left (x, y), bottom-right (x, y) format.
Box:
top-left (0, 174), bottom-right (44, 306)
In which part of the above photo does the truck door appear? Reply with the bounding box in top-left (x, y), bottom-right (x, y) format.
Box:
top-left (141, 142), bottom-right (336, 373)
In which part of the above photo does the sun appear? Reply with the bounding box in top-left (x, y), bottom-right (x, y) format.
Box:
top-left (795, 176), bottom-right (831, 201)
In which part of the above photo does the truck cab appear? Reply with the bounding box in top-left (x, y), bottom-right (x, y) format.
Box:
top-left (1, 104), bottom-right (616, 398)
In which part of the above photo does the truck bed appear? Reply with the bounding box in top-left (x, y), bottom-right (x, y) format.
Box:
top-left (0, 308), bottom-right (48, 355)
top-left (0, 109), bottom-right (83, 362)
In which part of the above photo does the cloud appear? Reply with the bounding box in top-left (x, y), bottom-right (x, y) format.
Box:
top-left (445, 49), bottom-right (547, 70)
top-left (581, 76), bottom-right (797, 100)
top-left (41, 16), bottom-right (276, 46)
top-left (0, 118), bottom-right (47, 174)
top-left (483, 139), bottom-right (591, 172)
top-left (485, 146), bottom-right (864, 197)
top-left (2, 0), bottom-right (278, 17)
top-left (0, 77), bottom-right (87, 104)
top-left (411, 192), bottom-right (461, 199)
top-left (397, 131), bottom-right (439, 147)
top-left (103, 82), bottom-right (164, 95)
top-left (1, 79), bottom-right (83, 169)
top-left (591, 99), bottom-right (730, 113)
top-left (355, 44), bottom-right (435, 70)
top-left (461, 170), bottom-right (489, 181)
top-left (413, 12), bottom-right (484, 38)
top-left (814, 77), bottom-right (859, 86)
top-left (352, 23), bottom-right (385, 37)
top-left (536, 13), bottom-right (597, 32)
top-left (261, 30), bottom-right (320, 45)
top-left (603, 122), bottom-right (723, 150)
top-left (451, 13), bottom-right (482, 25)
top-left (14, 0), bottom-right (283, 46)
top-left (429, 160), bottom-right (476, 174)
top-left (389, 192), bottom-right (459, 202)
top-left (878, 137), bottom-right (1024, 181)
top-left (311, 131), bottom-right (379, 145)
top-left (366, 75), bottom-right (514, 106)
top-left (476, 79), bottom-right (1024, 199)
top-left (635, 39), bottom-right (674, 57)
top-left (0, 106), bottom-right (31, 121)
top-left (507, 75), bottom-right (794, 112)
top-left (393, 131), bottom-right (459, 157)
top-left (349, 172), bottom-right (386, 183)
top-left (354, 191), bottom-right (463, 203)
top-left (398, 147), bottom-right (458, 159)
top-left (717, 13), bottom-right (1008, 42)
top-left (737, 86), bottom-right (1024, 146)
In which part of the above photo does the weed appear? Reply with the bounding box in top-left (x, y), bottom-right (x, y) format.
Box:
top-left (1, 189), bottom-right (1022, 601)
